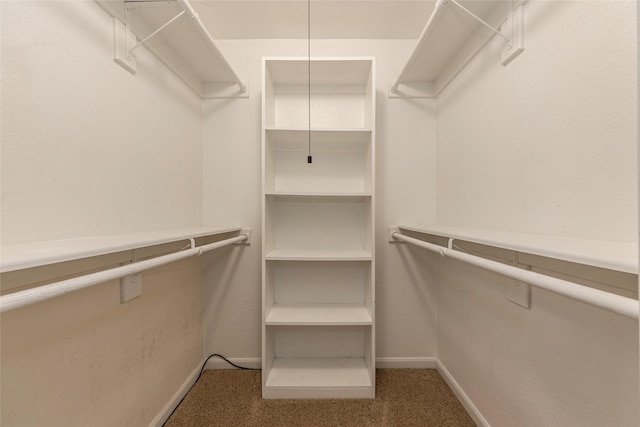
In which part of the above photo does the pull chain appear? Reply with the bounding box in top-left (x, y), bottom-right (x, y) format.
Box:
top-left (307, 0), bottom-right (312, 164)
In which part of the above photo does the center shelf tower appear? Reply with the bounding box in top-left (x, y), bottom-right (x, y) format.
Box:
top-left (261, 57), bottom-right (376, 399)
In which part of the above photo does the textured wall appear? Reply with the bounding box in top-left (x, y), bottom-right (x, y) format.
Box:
top-left (201, 39), bottom-right (438, 365)
top-left (1, 1), bottom-right (205, 425)
top-left (436, 0), bottom-right (637, 243)
top-left (435, 1), bottom-right (638, 425)
top-left (1, 0), bottom-right (203, 246)
top-left (1, 257), bottom-right (204, 426)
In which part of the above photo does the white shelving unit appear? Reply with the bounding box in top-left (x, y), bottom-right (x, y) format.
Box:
top-left (262, 57), bottom-right (375, 399)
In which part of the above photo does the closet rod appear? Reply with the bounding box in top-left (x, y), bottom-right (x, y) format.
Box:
top-left (0, 233), bottom-right (248, 314)
top-left (390, 0), bottom-right (448, 93)
top-left (390, 231), bottom-right (639, 320)
top-left (176, 0), bottom-right (247, 92)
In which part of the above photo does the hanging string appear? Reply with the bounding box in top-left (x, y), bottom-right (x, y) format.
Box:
top-left (307, 0), bottom-right (312, 164)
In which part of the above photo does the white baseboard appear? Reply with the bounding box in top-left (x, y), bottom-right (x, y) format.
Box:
top-left (204, 357), bottom-right (261, 370)
top-left (150, 362), bottom-right (202, 427)
top-left (436, 360), bottom-right (489, 427)
top-left (202, 357), bottom-right (437, 370)
top-left (376, 357), bottom-right (437, 369)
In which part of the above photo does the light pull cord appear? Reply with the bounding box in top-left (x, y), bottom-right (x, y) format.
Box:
top-left (307, 0), bottom-right (312, 164)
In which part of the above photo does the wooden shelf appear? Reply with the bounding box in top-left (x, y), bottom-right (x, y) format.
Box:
top-left (266, 192), bottom-right (373, 198)
top-left (1, 226), bottom-right (241, 273)
top-left (266, 249), bottom-right (372, 262)
top-left (399, 225), bottom-right (638, 274)
top-left (262, 57), bottom-right (375, 399)
top-left (265, 304), bottom-right (372, 325)
top-left (264, 357), bottom-right (373, 399)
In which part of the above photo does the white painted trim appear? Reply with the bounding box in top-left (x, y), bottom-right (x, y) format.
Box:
top-left (436, 359), bottom-right (490, 427)
top-left (204, 357), bottom-right (262, 370)
top-left (203, 357), bottom-right (437, 370)
top-left (149, 362), bottom-right (202, 427)
top-left (376, 357), bottom-right (437, 369)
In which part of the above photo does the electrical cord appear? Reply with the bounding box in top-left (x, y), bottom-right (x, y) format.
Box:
top-left (162, 353), bottom-right (260, 425)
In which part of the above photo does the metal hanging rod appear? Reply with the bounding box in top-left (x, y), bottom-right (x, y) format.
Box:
top-left (390, 230), bottom-right (639, 320)
top-left (0, 232), bottom-right (249, 314)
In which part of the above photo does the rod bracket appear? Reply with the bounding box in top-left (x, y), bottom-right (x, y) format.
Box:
top-left (238, 229), bottom-right (252, 245)
top-left (112, 17), bottom-right (137, 74)
top-left (388, 226), bottom-right (401, 242)
top-left (500, 3), bottom-right (526, 66)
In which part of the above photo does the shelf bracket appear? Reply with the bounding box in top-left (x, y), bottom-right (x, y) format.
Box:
top-left (448, 0), bottom-right (510, 44)
top-left (127, 8), bottom-right (186, 54)
top-left (113, 17), bottom-right (137, 74)
top-left (500, 2), bottom-right (526, 66)
top-left (448, 0), bottom-right (526, 66)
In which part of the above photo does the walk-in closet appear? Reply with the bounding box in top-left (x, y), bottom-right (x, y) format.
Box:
top-left (1, 0), bottom-right (638, 425)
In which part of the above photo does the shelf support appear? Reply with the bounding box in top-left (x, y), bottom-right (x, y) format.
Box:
top-left (448, 0), bottom-right (510, 45)
top-left (127, 8), bottom-right (186, 54)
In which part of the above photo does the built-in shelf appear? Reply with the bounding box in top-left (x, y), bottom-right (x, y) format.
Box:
top-left (266, 192), bottom-right (373, 198)
top-left (1, 226), bottom-right (241, 273)
top-left (390, 0), bottom-right (525, 98)
top-left (266, 357), bottom-right (372, 388)
top-left (265, 249), bottom-right (372, 262)
top-left (262, 57), bottom-right (375, 399)
top-left (96, 0), bottom-right (247, 98)
top-left (266, 304), bottom-right (372, 325)
top-left (398, 225), bottom-right (638, 274)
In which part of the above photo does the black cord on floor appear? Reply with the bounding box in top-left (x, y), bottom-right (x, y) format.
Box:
top-left (162, 353), bottom-right (260, 426)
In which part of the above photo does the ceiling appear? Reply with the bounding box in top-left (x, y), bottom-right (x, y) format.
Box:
top-left (186, 1), bottom-right (436, 39)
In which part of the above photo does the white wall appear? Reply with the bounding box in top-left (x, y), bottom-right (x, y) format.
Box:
top-left (436, 0), bottom-right (637, 243)
top-left (1, 2), bottom-right (206, 425)
top-left (1, 0), bottom-right (203, 246)
top-left (435, 1), bottom-right (638, 425)
top-left (201, 39), bottom-right (439, 365)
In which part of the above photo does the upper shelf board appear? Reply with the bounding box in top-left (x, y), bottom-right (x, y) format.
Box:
top-left (97, 0), bottom-right (248, 98)
top-left (398, 225), bottom-right (638, 275)
top-left (265, 57), bottom-right (374, 86)
top-left (1, 226), bottom-right (241, 273)
top-left (390, 0), bottom-right (526, 98)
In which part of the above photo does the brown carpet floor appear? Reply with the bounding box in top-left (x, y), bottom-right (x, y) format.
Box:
top-left (164, 369), bottom-right (476, 426)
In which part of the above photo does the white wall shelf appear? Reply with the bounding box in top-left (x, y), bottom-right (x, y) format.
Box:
top-left (266, 304), bottom-right (372, 326)
top-left (398, 225), bottom-right (638, 274)
top-left (262, 57), bottom-right (375, 399)
top-left (264, 357), bottom-right (372, 398)
top-left (1, 226), bottom-right (241, 273)
top-left (389, 0), bottom-right (525, 98)
top-left (96, 0), bottom-right (248, 99)
top-left (265, 249), bottom-right (372, 262)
